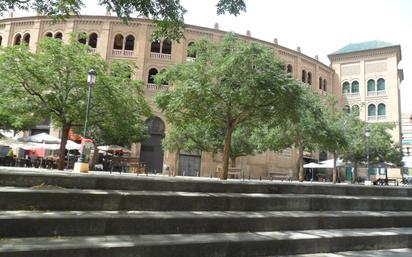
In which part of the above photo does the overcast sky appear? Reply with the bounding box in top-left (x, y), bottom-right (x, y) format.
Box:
top-left (11, 0), bottom-right (412, 113)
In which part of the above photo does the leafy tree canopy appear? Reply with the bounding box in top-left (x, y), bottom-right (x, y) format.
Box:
top-left (0, 0), bottom-right (246, 40)
top-left (0, 36), bottom-right (151, 169)
top-left (155, 34), bottom-right (303, 179)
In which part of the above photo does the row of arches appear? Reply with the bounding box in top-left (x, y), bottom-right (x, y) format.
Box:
top-left (368, 103), bottom-right (386, 119)
top-left (342, 79), bottom-right (386, 95)
top-left (113, 34), bottom-right (135, 51)
top-left (78, 32), bottom-right (98, 49)
top-left (45, 32), bottom-right (63, 40)
top-left (343, 104), bottom-right (360, 114)
top-left (302, 70), bottom-right (312, 85)
top-left (13, 33), bottom-right (31, 45)
top-left (343, 103), bottom-right (387, 120)
top-left (286, 64), bottom-right (328, 91)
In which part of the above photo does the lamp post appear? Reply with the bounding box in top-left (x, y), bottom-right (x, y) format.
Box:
top-left (365, 127), bottom-right (371, 181)
top-left (74, 69), bottom-right (96, 172)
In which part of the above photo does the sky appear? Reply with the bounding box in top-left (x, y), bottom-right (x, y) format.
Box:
top-left (11, 0), bottom-right (412, 113)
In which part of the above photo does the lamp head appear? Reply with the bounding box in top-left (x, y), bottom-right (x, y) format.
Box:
top-left (87, 69), bottom-right (97, 85)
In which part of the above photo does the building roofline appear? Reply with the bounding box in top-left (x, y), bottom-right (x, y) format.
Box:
top-left (0, 15), bottom-right (334, 72)
top-left (328, 45), bottom-right (402, 63)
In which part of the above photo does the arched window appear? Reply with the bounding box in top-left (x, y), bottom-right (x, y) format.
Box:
top-left (0, 36), bottom-right (2, 46)
top-left (352, 105), bottom-right (360, 115)
top-left (367, 79), bottom-right (376, 92)
top-left (88, 33), bottom-right (98, 48)
top-left (187, 42), bottom-right (196, 58)
top-left (302, 70), bottom-right (306, 83)
top-left (377, 78), bottom-right (385, 91)
top-left (45, 32), bottom-right (53, 38)
top-left (125, 35), bottom-right (135, 51)
top-left (78, 32), bottom-right (87, 44)
top-left (161, 39), bottom-right (172, 54)
top-left (319, 77), bottom-right (323, 90)
top-left (23, 33), bottom-right (30, 44)
top-left (323, 79), bottom-right (327, 91)
top-left (343, 105), bottom-right (350, 114)
top-left (113, 34), bottom-right (124, 50)
top-left (307, 72), bottom-right (312, 85)
top-left (342, 82), bottom-right (350, 94)
top-left (368, 104), bottom-right (376, 117)
top-left (378, 103), bottom-right (386, 116)
top-left (151, 40), bottom-right (160, 53)
top-left (148, 68), bottom-right (158, 84)
top-left (351, 81), bottom-right (359, 94)
top-left (54, 32), bottom-right (63, 40)
top-left (14, 33), bottom-right (22, 45)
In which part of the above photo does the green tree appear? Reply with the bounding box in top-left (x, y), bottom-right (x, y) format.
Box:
top-left (341, 121), bottom-right (403, 182)
top-left (0, 37), bottom-right (150, 170)
top-left (0, 0), bottom-right (246, 40)
top-left (254, 87), bottom-right (331, 181)
top-left (155, 34), bottom-right (302, 179)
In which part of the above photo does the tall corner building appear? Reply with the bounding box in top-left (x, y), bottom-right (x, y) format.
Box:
top-left (0, 15), bottom-right (405, 179)
top-left (328, 41), bottom-right (403, 142)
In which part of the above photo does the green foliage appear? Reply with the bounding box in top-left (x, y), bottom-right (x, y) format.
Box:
top-left (156, 34), bottom-right (302, 179)
top-left (0, 36), bottom-right (151, 169)
top-left (0, 0), bottom-right (246, 41)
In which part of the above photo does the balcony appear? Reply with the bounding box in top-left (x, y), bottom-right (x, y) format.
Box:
top-left (368, 116), bottom-right (377, 121)
top-left (146, 83), bottom-right (169, 92)
top-left (377, 115), bottom-right (386, 121)
top-left (150, 52), bottom-right (172, 60)
top-left (377, 90), bottom-right (386, 96)
top-left (111, 49), bottom-right (134, 57)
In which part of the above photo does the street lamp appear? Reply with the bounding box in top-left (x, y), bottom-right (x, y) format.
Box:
top-left (365, 127), bottom-right (371, 181)
top-left (74, 69), bottom-right (96, 172)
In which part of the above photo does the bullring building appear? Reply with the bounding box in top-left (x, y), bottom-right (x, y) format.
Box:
top-left (0, 14), bottom-right (404, 180)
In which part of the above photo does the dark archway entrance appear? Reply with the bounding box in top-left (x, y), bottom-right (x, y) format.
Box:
top-left (140, 117), bottom-right (165, 174)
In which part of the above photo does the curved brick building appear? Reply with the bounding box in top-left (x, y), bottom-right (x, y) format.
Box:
top-left (0, 15), bottom-right (403, 180)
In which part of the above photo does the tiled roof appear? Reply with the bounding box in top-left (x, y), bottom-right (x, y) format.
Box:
top-left (331, 40), bottom-right (394, 55)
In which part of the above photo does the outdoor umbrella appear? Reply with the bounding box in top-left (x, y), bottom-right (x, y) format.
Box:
top-left (17, 133), bottom-right (61, 144)
top-left (303, 162), bottom-right (323, 168)
top-left (98, 145), bottom-right (131, 153)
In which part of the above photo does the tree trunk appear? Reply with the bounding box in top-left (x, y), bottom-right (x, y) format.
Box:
top-left (173, 148), bottom-right (180, 176)
top-left (297, 140), bottom-right (305, 182)
top-left (352, 163), bottom-right (358, 183)
top-left (221, 125), bottom-right (234, 180)
top-left (89, 140), bottom-right (98, 171)
top-left (332, 152), bottom-right (337, 184)
top-left (58, 123), bottom-right (70, 170)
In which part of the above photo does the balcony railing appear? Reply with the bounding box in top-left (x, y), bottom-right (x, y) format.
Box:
top-left (368, 116), bottom-right (377, 121)
top-left (150, 52), bottom-right (172, 60)
top-left (351, 92), bottom-right (360, 97)
top-left (377, 115), bottom-right (386, 120)
top-left (111, 49), bottom-right (134, 57)
top-left (377, 90), bottom-right (386, 96)
top-left (146, 83), bottom-right (169, 92)
top-left (89, 48), bottom-right (96, 53)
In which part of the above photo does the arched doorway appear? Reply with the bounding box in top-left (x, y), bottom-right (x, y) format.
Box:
top-left (140, 117), bottom-right (165, 173)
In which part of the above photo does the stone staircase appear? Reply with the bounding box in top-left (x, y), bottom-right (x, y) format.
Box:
top-left (1, 167), bottom-right (412, 257)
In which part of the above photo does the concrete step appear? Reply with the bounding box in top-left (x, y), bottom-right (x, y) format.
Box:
top-left (1, 228), bottom-right (411, 257)
top-left (286, 248), bottom-right (412, 256)
top-left (2, 187), bottom-right (412, 211)
top-left (0, 168), bottom-right (410, 197)
top-left (2, 210), bottom-right (412, 238)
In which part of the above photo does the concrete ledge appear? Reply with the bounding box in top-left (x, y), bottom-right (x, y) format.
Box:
top-left (1, 228), bottom-right (412, 257)
top-left (2, 210), bottom-right (412, 238)
top-left (2, 187), bottom-right (412, 212)
top-left (0, 168), bottom-right (411, 197)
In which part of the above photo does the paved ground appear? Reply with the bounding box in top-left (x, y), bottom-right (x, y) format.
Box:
top-left (285, 248), bottom-right (412, 256)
